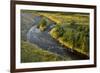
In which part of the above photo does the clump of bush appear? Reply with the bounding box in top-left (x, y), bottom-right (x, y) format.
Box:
top-left (37, 17), bottom-right (47, 31)
top-left (49, 24), bottom-right (64, 39)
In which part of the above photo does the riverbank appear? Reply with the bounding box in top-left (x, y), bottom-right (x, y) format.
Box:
top-left (49, 34), bottom-right (89, 59)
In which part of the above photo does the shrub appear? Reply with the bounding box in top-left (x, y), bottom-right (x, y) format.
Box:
top-left (37, 17), bottom-right (47, 31)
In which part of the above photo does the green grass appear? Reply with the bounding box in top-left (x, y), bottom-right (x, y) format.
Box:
top-left (21, 41), bottom-right (67, 63)
top-left (38, 12), bottom-right (89, 25)
top-left (21, 10), bottom-right (90, 60)
top-left (21, 10), bottom-right (89, 25)
top-left (50, 24), bottom-right (89, 56)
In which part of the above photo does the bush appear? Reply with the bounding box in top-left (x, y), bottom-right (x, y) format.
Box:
top-left (37, 17), bottom-right (47, 31)
top-left (49, 25), bottom-right (64, 39)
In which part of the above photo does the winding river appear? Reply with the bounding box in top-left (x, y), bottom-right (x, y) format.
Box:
top-left (26, 18), bottom-right (83, 60)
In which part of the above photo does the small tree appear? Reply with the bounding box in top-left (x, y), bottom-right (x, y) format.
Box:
top-left (38, 18), bottom-right (47, 31)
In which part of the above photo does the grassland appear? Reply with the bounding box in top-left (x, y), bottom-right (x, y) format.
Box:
top-left (37, 11), bottom-right (89, 56)
top-left (21, 41), bottom-right (67, 62)
top-left (38, 12), bottom-right (89, 25)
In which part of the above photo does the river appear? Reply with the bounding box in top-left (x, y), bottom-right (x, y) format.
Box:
top-left (27, 22), bottom-right (83, 60)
